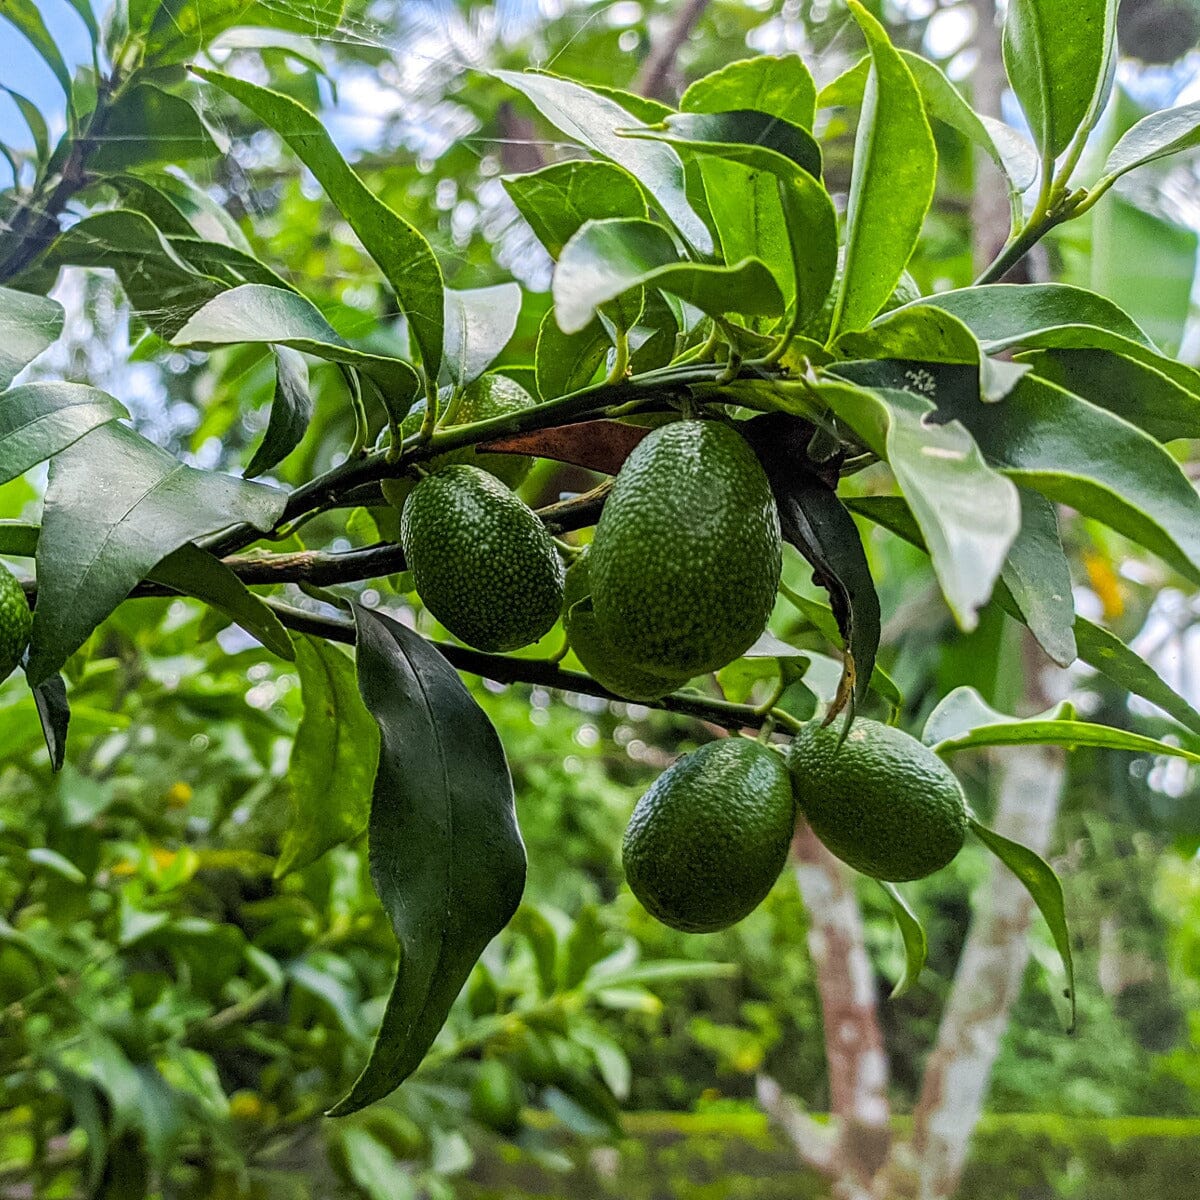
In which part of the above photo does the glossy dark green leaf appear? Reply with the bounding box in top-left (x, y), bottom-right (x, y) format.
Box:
top-left (681, 55), bottom-right (817, 130)
top-left (1103, 99), bottom-right (1200, 181)
top-left (0, 0), bottom-right (72, 95)
top-left (0, 382), bottom-right (127, 486)
top-left (744, 413), bottom-right (880, 710)
top-left (831, 1), bottom-right (936, 336)
top-left (173, 283), bottom-right (419, 406)
top-left (329, 606), bottom-right (526, 1114)
top-left (31, 673), bottom-right (69, 773)
top-left (879, 881), bottom-right (926, 998)
top-left (933, 374), bottom-right (1200, 586)
top-left (846, 492), bottom-right (1200, 734)
top-left (1003, 0), bottom-right (1114, 160)
top-left (1020, 348), bottom-right (1200, 442)
top-left (0, 84), bottom-right (48, 164)
top-left (502, 160), bottom-right (647, 259)
top-left (276, 634), bottom-right (379, 877)
top-left (443, 284), bottom-right (521, 390)
top-left (194, 68), bottom-right (445, 380)
top-left (244, 347), bottom-right (312, 479)
top-left (28, 422), bottom-right (284, 683)
top-left (90, 84), bottom-right (223, 172)
top-left (535, 310), bottom-right (608, 401)
top-left (553, 217), bottom-right (782, 334)
top-left (108, 171), bottom-right (253, 251)
top-left (818, 382), bottom-right (1020, 629)
top-left (492, 69), bottom-right (711, 254)
top-left (1002, 491), bottom-right (1076, 667)
top-left (969, 815), bottom-right (1075, 1029)
top-left (0, 285), bottom-right (63, 390)
top-left (148, 544), bottom-right (293, 661)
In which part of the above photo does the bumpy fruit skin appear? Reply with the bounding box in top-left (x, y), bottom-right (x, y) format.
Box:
top-left (401, 465), bottom-right (564, 652)
top-left (787, 718), bottom-right (968, 882)
top-left (622, 739), bottom-right (796, 933)
top-left (470, 1059), bottom-right (525, 1134)
top-left (590, 420), bottom-right (781, 677)
top-left (562, 549), bottom-right (688, 702)
top-left (0, 564), bottom-right (32, 682)
top-left (383, 374), bottom-right (536, 509)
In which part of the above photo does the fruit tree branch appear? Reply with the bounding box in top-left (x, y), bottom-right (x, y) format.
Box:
top-left (635, 0), bottom-right (712, 100)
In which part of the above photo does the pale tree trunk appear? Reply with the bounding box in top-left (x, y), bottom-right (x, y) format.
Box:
top-left (970, 0), bottom-right (1011, 272)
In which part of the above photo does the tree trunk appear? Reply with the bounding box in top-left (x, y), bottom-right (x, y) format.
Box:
top-left (970, 0), bottom-right (1012, 272)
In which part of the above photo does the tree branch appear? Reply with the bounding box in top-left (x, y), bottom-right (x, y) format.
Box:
top-left (635, 0), bottom-right (713, 100)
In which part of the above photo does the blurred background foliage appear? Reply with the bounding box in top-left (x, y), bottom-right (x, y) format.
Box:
top-left (4, 0), bottom-right (1200, 1197)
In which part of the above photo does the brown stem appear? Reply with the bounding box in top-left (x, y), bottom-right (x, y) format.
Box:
top-left (635, 0), bottom-right (712, 100)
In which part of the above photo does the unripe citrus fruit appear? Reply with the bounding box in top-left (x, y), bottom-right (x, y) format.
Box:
top-left (590, 419), bottom-right (781, 677)
top-left (470, 1058), bottom-right (525, 1133)
top-left (563, 549), bottom-right (688, 701)
top-left (622, 739), bottom-right (796, 933)
top-left (786, 718), bottom-right (968, 881)
top-left (0, 564), bottom-right (32, 682)
top-left (402, 465), bottom-right (564, 652)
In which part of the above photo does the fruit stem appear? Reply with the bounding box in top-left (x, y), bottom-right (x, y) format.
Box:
top-left (605, 328), bottom-right (631, 384)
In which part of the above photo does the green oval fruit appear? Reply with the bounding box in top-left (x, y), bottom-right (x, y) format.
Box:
top-left (383, 374), bottom-right (536, 509)
top-left (470, 1058), bottom-right (525, 1134)
top-left (623, 738), bottom-right (796, 933)
top-left (563, 549), bottom-right (688, 702)
top-left (0, 564), bottom-right (32, 682)
top-left (590, 420), bottom-right (781, 677)
top-left (786, 718), bottom-right (968, 881)
top-left (401, 464), bottom-right (564, 652)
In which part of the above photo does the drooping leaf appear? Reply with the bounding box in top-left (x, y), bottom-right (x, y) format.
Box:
top-left (276, 634), bottom-right (379, 876)
top-left (535, 310), bottom-right (608, 400)
top-left (479, 419), bottom-right (648, 476)
top-left (502, 160), bottom-right (647, 259)
top-left (173, 284), bottom-right (419, 406)
top-left (681, 55), bottom-right (817, 130)
top-left (442, 284), bottom-right (521, 390)
top-left (28, 423), bottom-right (285, 683)
top-left (108, 170), bottom-right (253, 252)
top-left (744, 412), bottom-right (880, 710)
top-left (878, 881), bottom-right (927, 998)
top-left (0, 285), bottom-right (64, 390)
top-left (0, 382), bottom-right (128, 486)
top-left (933, 374), bottom-right (1200, 586)
top-left (969, 816), bottom-right (1076, 1029)
top-left (329, 606), bottom-right (526, 1115)
top-left (89, 84), bottom-right (223, 172)
top-left (244, 346), bottom-right (312, 478)
top-left (0, 0), bottom-right (72, 95)
top-left (31, 673), bottom-right (69, 772)
top-left (831, 1), bottom-right (937, 336)
top-left (1102, 98), bottom-right (1200, 181)
top-left (148, 544), bottom-right (294, 661)
top-left (1003, 0), bottom-right (1114, 161)
top-left (817, 382), bottom-right (1020, 630)
top-left (492, 69), bottom-right (711, 254)
top-left (193, 68), bottom-right (445, 380)
top-left (553, 217), bottom-right (782, 334)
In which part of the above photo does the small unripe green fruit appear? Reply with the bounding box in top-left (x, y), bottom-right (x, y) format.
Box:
top-left (0, 564), bottom-right (32, 682)
top-left (470, 1058), bottom-right (525, 1133)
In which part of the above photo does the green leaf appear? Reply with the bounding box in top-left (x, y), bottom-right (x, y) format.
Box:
top-left (146, 0), bottom-right (346, 65)
top-left (31, 673), bottom-right (69, 773)
top-left (148, 544), bottom-right (293, 661)
top-left (336, 1128), bottom-right (415, 1200)
top-left (443, 284), bottom-right (521, 390)
top-left (172, 283), bottom-right (419, 406)
top-left (1002, 491), bottom-right (1077, 667)
top-left (817, 382), bottom-right (1020, 629)
top-left (0, 0), bottom-right (72, 96)
top-left (681, 55), bottom-right (817, 130)
top-left (553, 218), bottom-right (782, 335)
top-left (831, 1), bottom-right (936, 336)
top-left (28, 422), bottom-right (284, 683)
top-left (0, 285), bottom-right (63, 390)
top-left (502, 160), bottom-right (647, 259)
top-left (193, 68), bottom-right (445, 380)
top-left (844, 493), bottom-right (1200, 735)
top-left (969, 815), bottom-right (1075, 1028)
top-left (1003, 0), bottom-right (1114, 161)
top-left (0, 382), bottom-right (127, 486)
top-left (108, 170), bottom-right (253, 252)
top-left (89, 84), bottom-right (223, 172)
top-left (276, 634), bottom-right (379, 876)
top-left (0, 84), bottom-right (48, 164)
top-left (923, 686), bottom-right (1073, 745)
top-left (244, 346), bottom-right (312, 478)
top-left (329, 606), bottom-right (526, 1115)
top-left (492, 69), bottom-right (711, 254)
top-left (933, 373), bottom-right (1200, 586)
top-left (535, 310), bottom-right (607, 401)
top-left (1020, 348), bottom-right (1200, 442)
top-left (0, 522), bottom-right (37, 555)
top-left (1102, 98), bottom-right (1200, 181)
top-left (879, 881), bottom-right (926, 998)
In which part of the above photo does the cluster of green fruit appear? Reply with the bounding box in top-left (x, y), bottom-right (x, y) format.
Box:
top-left (0, 564), bottom-right (32, 684)
top-left (396, 377), bottom-right (783, 696)
top-left (623, 719), bottom-right (968, 933)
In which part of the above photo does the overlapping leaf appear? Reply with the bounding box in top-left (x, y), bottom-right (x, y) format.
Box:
top-left (0, 383), bottom-right (128, 486)
top-left (442, 284), bottom-right (522, 390)
top-left (0, 286), bottom-right (64, 390)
